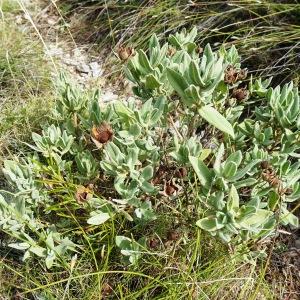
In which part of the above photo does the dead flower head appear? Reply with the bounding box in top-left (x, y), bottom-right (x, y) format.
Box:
top-left (260, 160), bottom-right (270, 170)
top-left (148, 238), bottom-right (159, 249)
top-left (118, 46), bottom-right (135, 61)
top-left (167, 230), bottom-right (180, 241)
top-left (91, 121), bottom-right (113, 144)
top-left (75, 186), bottom-right (92, 203)
top-left (232, 87), bottom-right (248, 101)
top-left (224, 65), bottom-right (248, 85)
top-left (102, 282), bottom-right (113, 297)
top-left (176, 167), bottom-right (188, 178)
top-left (165, 182), bottom-right (177, 196)
top-left (167, 47), bottom-right (177, 57)
top-left (196, 46), bottom-right (203, 54)
top-left (238, 68), bottom-right (248, 81)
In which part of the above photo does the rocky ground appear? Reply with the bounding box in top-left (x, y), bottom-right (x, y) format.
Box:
top-left (15, 0), bottom-right (133, 103)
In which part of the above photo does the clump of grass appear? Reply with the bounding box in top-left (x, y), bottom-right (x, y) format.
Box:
top-left (59, 1), bottom-right (300, 82)
top-left (0, 5), bottom-right (53, 156)
top-left (0, 216), bottom-right (273, 299)
top-left (0, 0), bottom-right (19, 14)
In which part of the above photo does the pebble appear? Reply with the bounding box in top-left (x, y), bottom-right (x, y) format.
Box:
top-left (89, 61), bottom-right (103, 77)
top-left (76, 63), bottom-right (90, 74)
top-left (102, 91), bottom-right (118, 103)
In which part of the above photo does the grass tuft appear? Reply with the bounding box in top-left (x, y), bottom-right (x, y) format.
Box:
top-left (0, 6), bottom-right (53, 157)
top-left (59, 0), bottom-right (300, 82)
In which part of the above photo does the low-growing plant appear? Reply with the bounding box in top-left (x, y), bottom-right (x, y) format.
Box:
top-left (0, 28), bottom-right (299, 270)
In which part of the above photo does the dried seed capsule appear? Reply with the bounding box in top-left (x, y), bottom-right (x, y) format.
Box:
top-left (149, 238), bottom-right (159, 248)
top-left (260, 161), bottom-right (270, 169)
top-left (91, 122), bottom-right (113, 144)
top-left (224, 65), bottom-right (239, 84)
top-left (165, 183), bottom-right (176, 196)
top-left (176, 167), bottom-right (188, 178)
top-left (196, 46), bottom-right (203, 54)
top-left (224, 65), bottom-right (248, 85)
top-left (232, 87), bottom-right (248, 101)
top-left (118, 46), bottom-right (135, 60)
top-left (75, 186), bottom-right (92, 203)
top-left (167, 230), bottom-right (179, 241)
top-left (237, 68), bottom-right (248, 80)
top-left (102, 283), bottom-right (113, 297)
top-left (284, 188), bottom-right (293, 195)
top-left (167, 47), bottom-right (176, 57)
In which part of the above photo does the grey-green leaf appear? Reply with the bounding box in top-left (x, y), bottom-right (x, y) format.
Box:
top-left (189, 155), bottom-right (213, 187)
top-left (166, 67), bottom-right (189, 101)
top-left (199, 105), bottom-right (235, 138)
top-left (87, 213), bottom-right (111, 225)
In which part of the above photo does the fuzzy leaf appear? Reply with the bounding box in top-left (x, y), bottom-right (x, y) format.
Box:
top-left (199, 105), bottom-right (235, 138)
top-left (87, 213), bottom-right (110, 225)
top-left (166, 67), bottom-right (189, 102)
top-left (145, 74), bottom-right (162, 89)
top-left (227, 185), bottom-right (239, 212)
top-left (196, 217), bottom-right (224, 231)
top-left (189, 156), bottom-right (213, 187)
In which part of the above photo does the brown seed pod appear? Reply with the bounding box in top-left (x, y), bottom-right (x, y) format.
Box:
top-left (148, 238), bottom-right (159, 249)
top-left (167, 47), bottom-right (176, 57)
top-left (152, 176), bottom-right (160, 185)
top-left (196, 46), bottom-right (203, 54)
top-left (118, 46), bottom-right (135, 61)
top-left (167, 230), bottom-right (179, 241)
top-left (165, 182), bottom-right (176, 196)
top-left (91, 122), bottom-right (113, 144)
top-left (176, 167), bottom-right (188, 178)
top-left (237, 68), bottom-right (248, 80)
top-left (224, 65), bottom-right (238, 84)
top-left (284, 187), bottom-right (293, 195)
top-left (12, 291), bottom-right (22, 300)
top-left (232, 87), bottom-right (248, 101)
top-left (261, 167), bottom-right (284, 193)
top-left (75, 186), bottom-right (92, 203)
top-left (260, 160), bottom-right (270, 170)
top-left (102, 283), bottom-right (113, 297)
top-left (224, 65), bottom-right (248, 85)
top-left (152, 165), bottom-right (169, 185)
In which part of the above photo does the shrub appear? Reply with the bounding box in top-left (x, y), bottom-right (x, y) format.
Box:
top-left (0, 28), bottom-right (298, 269)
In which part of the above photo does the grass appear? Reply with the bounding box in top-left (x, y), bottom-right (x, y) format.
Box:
top-left (0, 0), bottom-right (54, 157)
top-left (0, 200), bottom-right (274, 299)
top-left (59, 0), bottom-right (300, 83)
top-left (0, 1), bottom-right (299, 299)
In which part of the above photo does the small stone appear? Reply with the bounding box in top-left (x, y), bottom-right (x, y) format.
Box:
top-left (45, 45), bottom-right (64, 57)
top-left (76, 63), bottom-right (90, 74)
top-left (64, 58), bottom-right (78, 66)
top-left (47, 16), bottom-right (58, 26)
top-left (15, 16), bottom-right (23, 25)
top-left (73, 48), bottom-right (83, 58)
top-left (102, 91), bottom-right (118, 103)
top-left (295, 239), bottom-right (300, 249)
top-left (89, 61), bottom-right (102, 77)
